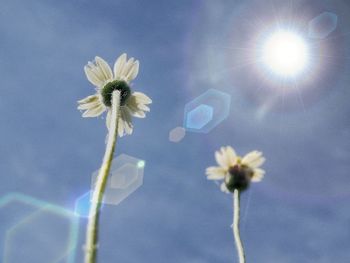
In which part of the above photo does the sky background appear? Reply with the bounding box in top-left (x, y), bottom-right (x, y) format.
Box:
top-left (0, 0), bottom-right (350, 262)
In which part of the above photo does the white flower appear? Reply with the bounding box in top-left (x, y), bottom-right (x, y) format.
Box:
top-left (206, 146), bottom-right (266, 193)
top-left (77, 54), bottom-right (152, 137)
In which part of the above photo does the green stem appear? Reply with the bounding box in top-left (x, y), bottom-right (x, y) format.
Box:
top-left (233, 189), bottom-right (245, 263)
top-left (84, 90), bottom-right (120, 263)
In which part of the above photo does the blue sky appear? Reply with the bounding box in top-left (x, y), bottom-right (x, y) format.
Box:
top-left (0, 0), bottom-right (350, 262)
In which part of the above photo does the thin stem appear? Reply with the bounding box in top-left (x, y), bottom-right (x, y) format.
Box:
top-left (233, 190), bottom-right (245, 263)
top-left (84, 90), bottom-right (121, 263)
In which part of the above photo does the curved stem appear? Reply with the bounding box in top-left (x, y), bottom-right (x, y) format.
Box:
top-left (84, 90), bottom-right (120, 263)
top-left (233, 190), bottom-right (245, 263)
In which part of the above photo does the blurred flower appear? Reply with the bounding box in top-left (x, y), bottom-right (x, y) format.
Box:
top-left (78, 54), bottom-right (152, 137)
top-left (206, 146), bottom-right (265, 193)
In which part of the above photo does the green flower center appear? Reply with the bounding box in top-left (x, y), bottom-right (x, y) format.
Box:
top-left (101, 80), bottom-right (131, 107)
top-left (225, 165), bottom-right (254, 192)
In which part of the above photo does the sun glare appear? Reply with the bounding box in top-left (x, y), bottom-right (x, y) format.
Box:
top-left (262, 30), bottom-right (309, 77)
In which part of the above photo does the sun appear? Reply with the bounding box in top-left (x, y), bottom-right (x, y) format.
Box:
top-left (261, 30), bottom-right (309, 77)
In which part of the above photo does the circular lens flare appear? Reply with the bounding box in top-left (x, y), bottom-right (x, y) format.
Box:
top-left (262, 31), bottom-right (309, 77)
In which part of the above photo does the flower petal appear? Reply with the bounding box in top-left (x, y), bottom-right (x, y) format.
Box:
top-left (95, 56), bottom-right (113, 81)
top-left (120, 107), bottom-right (133, 134)
top-left (129, 107), bottom-right (146, 118)
top-left (115, 107), bottom-right (133, 137)
top-left (242, 151), bottom-right (265, 169)
top-left (106, 110), bottom-right (111, 129)
top-left (125, 60), bottom-right (139, 82)
top-left (84, 58), bottom-right (111, 87)
top-left (82, 104), bottom-right (105, 117)
top-left (78, 101), bottom-right (100, 110)
top-left (225, 146), bottom-right (237, 166)
top-left (137, 104), bottom-right (150, 112)
top-left (113, 53), bottom-right (127, 79)
top-left (215, 147), bottom-right (235, 168)
top-left (220, 182), bottom-right (230, 194)
top-left (117, 115), bottom-right (125, 137)
top-left (215, 149), bottom-right (227, 168)
top-left (78, 94), bottom-right (103, 113)
top-left (77, 94), bottom-right (99, 104)
top-left (206, 166), bottom-right (226, 180)
top-left (84, 65), bottom-right (104, 87)
top-left (126, 94), bottom-right (148, 118)
top-left (251, 168), bottom-right (265, 182)
top-left (133, 92), bottom-right (152, 104)
top-left (121, 57), bottom-right (135, 79)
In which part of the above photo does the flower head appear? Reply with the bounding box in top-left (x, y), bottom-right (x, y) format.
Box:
top-left (206, 146), bottom-right (266, 193)
top-left (77, 54), bottom-right (152, 137)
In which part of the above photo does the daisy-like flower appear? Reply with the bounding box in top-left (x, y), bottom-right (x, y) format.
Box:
top-left (77, 53), bottom-right (152, 137)
top-left (206, 146), bottom-right (265, 193)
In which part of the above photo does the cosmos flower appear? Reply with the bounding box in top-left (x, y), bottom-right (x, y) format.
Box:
top-left (206, 146), bottom-right (265, 193)
top-left (78, 54), bottom-right (152, 137)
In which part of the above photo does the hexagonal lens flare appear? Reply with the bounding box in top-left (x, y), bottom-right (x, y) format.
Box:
top-left (0, 193), bottom-right (78, 263)
top-left (183, 89), bottom-right (231, 133)
top-left (186, 104), bottom-right (214, 130)
top-left (169, 126), bottom-right (186, 143)
top-left (74, 191), bottom-right (98, 218)
top-left (308, 12), bottom-right (338, 39)
top-left (91, 154), bottom-right (145, 206)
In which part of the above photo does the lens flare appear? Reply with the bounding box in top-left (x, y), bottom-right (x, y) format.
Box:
top-left (262, 30), bottom-right (309, 77)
